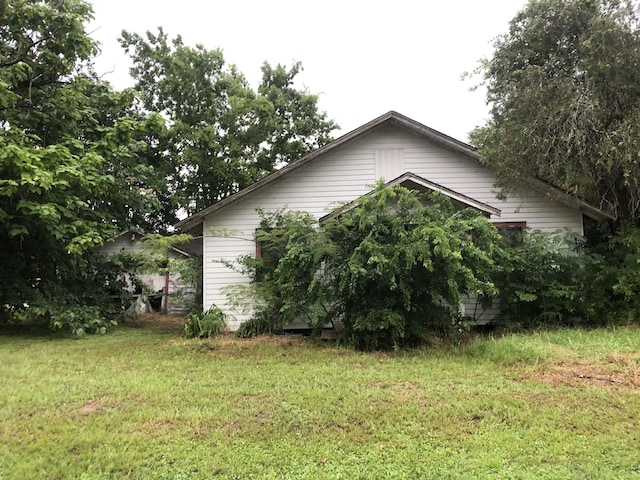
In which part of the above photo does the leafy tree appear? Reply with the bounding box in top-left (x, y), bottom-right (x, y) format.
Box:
top-left (119, 29), bottom-right (338, 219)
top-left (0, 0), bottom-right (163, 332)
top-left (471, 0), bottom-right (640, 222)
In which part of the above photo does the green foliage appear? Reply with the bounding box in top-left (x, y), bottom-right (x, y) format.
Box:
top-left (491, 229), bottom-right (588, 328)
top-left (323, 184), bottom-right (502, 349)
top-left (232, 189), bottom-right (640, 345)
top-left (0, 0), bottom-right (96, 109)
top-left (0, 248), bottom-right (146, 336)
top-left (0, 0), bottom-right (166, 332)
top-left (120, 29), bottom-right (338, 219)
top-left (581, 223), bottom-right (640, 324)
top-left (469, 0), bottom-right (640, 327)
top-left (471, 0), bottom-right (640, 221)
top-left (234, 316), bottom-right (277, 339)
top-left (235, 184), bottom-right (504, 350)
top-left (183, 305), bottom-right (227, 338)
top-left (488, 224), bottom-right (640, 329)
top-left (227, 209), bottom-right (320, 335)
top-left (49, 305), bottom-right (114, 337)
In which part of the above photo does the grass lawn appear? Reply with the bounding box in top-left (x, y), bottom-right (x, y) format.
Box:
top-left (1, 315), bottom-right (640, 479)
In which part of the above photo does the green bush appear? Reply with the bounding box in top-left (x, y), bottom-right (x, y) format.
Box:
top-left (183, 306), bottom-right (227, 338)
top-left (234, 183), bottom-right (503, 350)
top-left (231, 186), bottom-right (640, 348)
top-left (50, 305), bottom-right (115, 337)
top-left (234, 209), bottom-right (320, 335)
top-left (1, 249), bottom-right (147, 336)
top-left (491, 229), bottom-right (587, 328)
top-left (580, 223), bottom-right (640, 325)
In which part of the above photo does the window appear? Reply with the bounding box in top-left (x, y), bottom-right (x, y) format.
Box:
top-left (492, 222), bottom-right (526, 246)
top-left (255, 235), bottom-right (263, 259)
top-left (254, 228), bottom-right (278, 281)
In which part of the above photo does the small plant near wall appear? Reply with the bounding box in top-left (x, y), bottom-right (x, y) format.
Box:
top-left (183, 306), bottom-right (227, 338)
top-left (234, 315), bottom-right (276, 339)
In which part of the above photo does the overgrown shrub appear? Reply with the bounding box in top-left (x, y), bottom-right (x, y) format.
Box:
top-left (323, 185), bottom-right (503, 349)
top-left (1, 249), bottom-right (146, 336)
top-left (580, 223), bottom-right (640, 325)
top-left (491, 229), bottom-right (588, 328)
top-left (183, 305), bottom-right (227, 338)
top-left (228, 209), bottom-right (321, 334)
top-left (491, 223), bottom-right (640, 328)
top-left (230, 185), bottom-right (640, 348)
top-left (233, 183), bottom-right (503, 350)
top-left (50, 306), bottom-right (115, 337)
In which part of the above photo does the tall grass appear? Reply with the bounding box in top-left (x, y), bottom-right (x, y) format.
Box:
top-left (462, 326), bottom-right (640, 364)
top-left (1, 317), bottom-right (639, 479)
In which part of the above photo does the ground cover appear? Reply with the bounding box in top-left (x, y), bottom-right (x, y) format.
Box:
top-left (1, 316), bottom-right (639, 479)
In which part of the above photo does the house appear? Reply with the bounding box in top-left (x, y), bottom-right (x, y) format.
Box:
top-left (95, 231), bottom-right (202, 315)
top-left (176, 111), bottom-right (613, 330)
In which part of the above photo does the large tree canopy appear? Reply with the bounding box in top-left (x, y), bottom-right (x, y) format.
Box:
top-left (0, 1), bottom-right (336, 332)
top-left (119, 29), bottom-right (339, 221)
top-left (0, 0), bottom-right (163, 329)
top-left (471, 0), bottom-right (640, 222)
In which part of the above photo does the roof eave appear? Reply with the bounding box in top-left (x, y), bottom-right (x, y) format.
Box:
top-left (175, 111), bottom-right (478, 231)
top-left (523, 177), bottom-right (616, 222)
top-left (174, 110), bottom-right (614, 230)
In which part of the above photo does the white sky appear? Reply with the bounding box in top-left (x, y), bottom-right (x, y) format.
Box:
top-left (88, 0), bottom-right (528, 142)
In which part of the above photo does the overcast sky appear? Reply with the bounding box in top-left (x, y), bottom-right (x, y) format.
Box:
top-left (88, 0), bottom-right (529, 142)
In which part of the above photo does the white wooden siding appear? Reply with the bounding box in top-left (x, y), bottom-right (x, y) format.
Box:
top-left (202, 124), bottom-right (584, 330)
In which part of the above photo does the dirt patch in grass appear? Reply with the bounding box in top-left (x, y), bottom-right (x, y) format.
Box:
top-left (79, 401), bottom-right (105, 415)
top-left (122, 312), bottom-right (187, 334)
top-left (212, 333), bottom-right (313, 348)
top-left (193, 333), bottom-right (319, 357)
top-left (530, 353), bottom-right (640, 389)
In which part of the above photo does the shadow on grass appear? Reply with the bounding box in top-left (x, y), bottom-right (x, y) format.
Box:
top-left (0, 320), bottom-right (54, 338)
top-left (0, 313), bottom-right (188, 339)
top-left (118, 313), bottom-right (187, 336)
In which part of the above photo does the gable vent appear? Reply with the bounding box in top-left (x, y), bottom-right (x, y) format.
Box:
top-left (375, 148), bottom-right (405, 182)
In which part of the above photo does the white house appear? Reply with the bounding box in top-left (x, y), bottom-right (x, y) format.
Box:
top-left (176, 111), bottom-right (613, 330)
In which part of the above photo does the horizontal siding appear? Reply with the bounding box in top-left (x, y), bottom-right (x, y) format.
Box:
top-left (202, 124), bottom-right (585, 329)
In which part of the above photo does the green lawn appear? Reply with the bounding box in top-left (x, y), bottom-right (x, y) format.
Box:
top-left (1, 317), bottom-right (640, 479)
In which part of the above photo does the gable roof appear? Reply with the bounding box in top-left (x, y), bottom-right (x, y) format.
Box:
top-left (175, 111), bottom-right (613, 231)
top-left (319, 172), bottom-right (502, 223)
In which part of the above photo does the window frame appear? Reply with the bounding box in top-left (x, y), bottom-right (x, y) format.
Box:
top-left (492, 221), bottom-right (527, 245)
